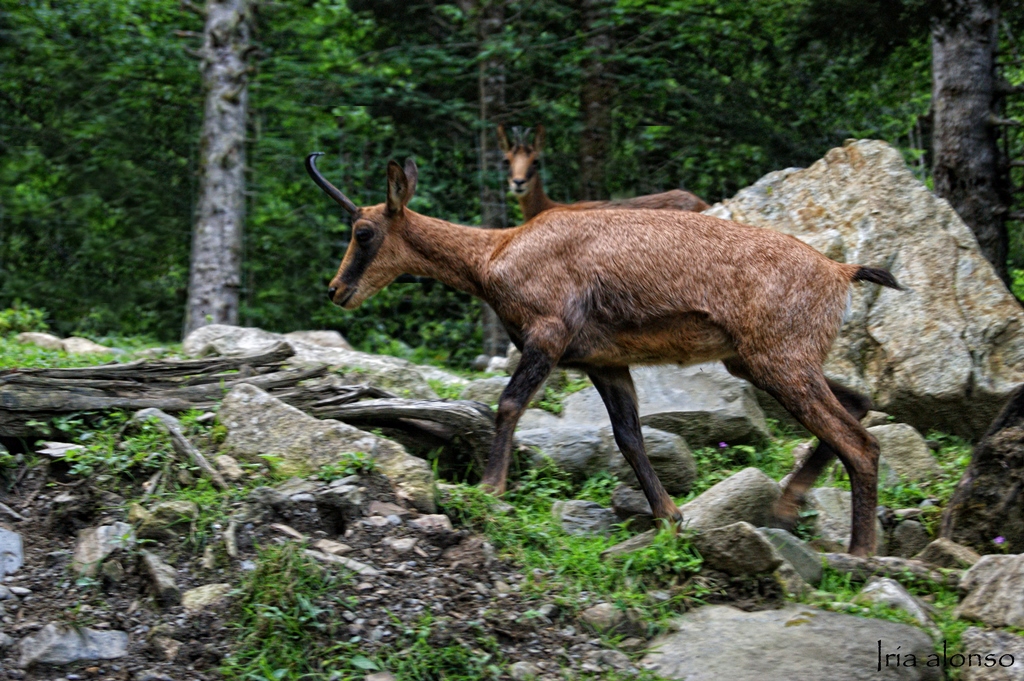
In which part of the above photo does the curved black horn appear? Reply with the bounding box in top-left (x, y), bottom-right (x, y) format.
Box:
top-left (305, 152), bottom-right (358, 216)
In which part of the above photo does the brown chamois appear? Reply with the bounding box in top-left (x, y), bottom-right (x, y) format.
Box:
top-left (497, 125), bottom-right (710, 221)
top-left (307, 152), bottom-right (902, 557)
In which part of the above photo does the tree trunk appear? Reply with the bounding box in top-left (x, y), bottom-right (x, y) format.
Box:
top-left (476, 0), bottom-right (511, 357)
top-left (578, 0), bottom-right (614, 201)
top-left (184, 0), bottom-right (252, 337)
top-left (932, 0), bottom-right (1010, 284)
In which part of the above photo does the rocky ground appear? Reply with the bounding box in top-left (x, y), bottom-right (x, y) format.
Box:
top-left (2, 320), bottom-right (1024, 681)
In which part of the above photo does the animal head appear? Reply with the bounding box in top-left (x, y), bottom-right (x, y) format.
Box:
top-left (497, 124), bottom-right (544, 197)
top-left (306, 152), bottom-right (418, 310)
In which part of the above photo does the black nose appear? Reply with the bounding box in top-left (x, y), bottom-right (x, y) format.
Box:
top-left (327, 287), bottom-right (337, 301)
top-left (513, 179), bottom-right (525, 186)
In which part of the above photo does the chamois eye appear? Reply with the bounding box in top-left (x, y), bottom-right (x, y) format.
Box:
top-left (355, 228), bottom-right (374, 244)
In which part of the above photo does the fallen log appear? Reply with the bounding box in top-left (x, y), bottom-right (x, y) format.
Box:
top-left (0, 345), bottom-right (496, 469)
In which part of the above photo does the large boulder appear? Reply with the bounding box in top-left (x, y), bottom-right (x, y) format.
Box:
top-left (182, 324), bottom-right (466, 398)
top-left (959, 627), bottom-right (1024, 680)
top-left (17, 624), bottom-right (128, 668)
top-left (705, 139), bottom-right (1024, 439)
top-left (558, 364), bottom-right (770, 447)
top-left (219, 384), bottom-right (435, 512)
top-left (642, 604), bottom-right (941, 681)
top-left (692, 522), bottom-right (783, 576)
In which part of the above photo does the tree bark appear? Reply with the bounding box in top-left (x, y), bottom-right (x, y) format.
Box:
top-left (932, 0), bottom-right (1010, 284)
top-left (475, 0), bottom-right (511, 357)
top-left (184, 0), bottom-right (252, 337)
top-left (577, 0), bottom-right (614, 201)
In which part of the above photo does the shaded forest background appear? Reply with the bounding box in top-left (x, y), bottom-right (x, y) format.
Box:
top-left (2, 0), bottom-right (1023, 368)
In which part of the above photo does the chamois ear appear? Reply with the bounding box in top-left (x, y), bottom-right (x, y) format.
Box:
top-left (403, 157), bottom-right (418, 203)
top-left (533, 124), bottom-right (545, 152)
top-left (386, 160), bottom-right (409, 214)
top-left (496, 125), bottom-right (511, 153)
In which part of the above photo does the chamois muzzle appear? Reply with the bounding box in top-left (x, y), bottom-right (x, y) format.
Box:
top-left (305, 152), bottom-right (359, 216)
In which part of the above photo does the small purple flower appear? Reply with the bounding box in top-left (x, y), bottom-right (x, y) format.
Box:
top-left (718, 442), bottom-right (728, 449)
top-left (994, 536), bottom-right (1006, 545)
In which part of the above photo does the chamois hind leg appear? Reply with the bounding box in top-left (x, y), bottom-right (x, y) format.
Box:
top-left (480, 344), bottom-right (557, 495)
top-left (725, 358), bottom-right (879, 556)
top-left (772, 379), bottom-right (872, 530)
top-left (587, 365), bottom-right (682, 524)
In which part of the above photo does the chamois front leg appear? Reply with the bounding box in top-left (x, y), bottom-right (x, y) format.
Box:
top-left (587, 366), bottom-right (682, 525)
top-left (479, 344), bottom-right (557, 495)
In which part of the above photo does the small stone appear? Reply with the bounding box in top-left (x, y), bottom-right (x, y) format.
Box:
top-left (0, 632), bottom-right (14, 649)
top-left (853, 577), bottom-right (935, 629)
top-left (17, 624), bottom-right (128, 668)
top-left (214, 455), bottom-right (245, 482)
top-left (601, 529), bottom-right (656, 560)
top-left (8, 586), bottom-right (30, 596)
top-left (493, 580), bottom-right (512, 594)
top-left (72, 523), bottom-right (134, 577)
top-left (201, 546), bottom-right (217, 570)
top-left (579, 603), bottom-right (625, 633)
top-left (312, 539), bottom-right (352, 555)
top-left (150, 636), bottom-right (181, 662)
top-left (0, 584), bottom-right (14, 600)
top-left (363, 673), bottom-right (396, 681)
top-left (538, 603), bottom-right (558, 618)
top-left (303, 550), bottom-right (380, 576)
top-left (914, 537), bottom-right (981, 569)
top-left (382, 537), bottom-right (418, 553)
top-left (367, 501), bottom-right (410, 517)
top-left (407, 514), bottom-right (454, 533)
top-left (861, 411), bottom-right (891, 428)
top-left (889, 520), bottom-right (930, 558)
top-left (756, 527), bottom-right (822, 586)
top-left (509, 661), bottom-right (540, 680)
top-left (551, 500), bottom-right (618, 536)
top-left (140, 551), bottom-right (180, 606)
top-left (138, 501), bottom-right (198, 540)
top-left (181, 583), bottom-right (232, 613)
top-left (62, 337), bottom-right (112, 354)
top-left (0, 529), bottom-right (24, 578)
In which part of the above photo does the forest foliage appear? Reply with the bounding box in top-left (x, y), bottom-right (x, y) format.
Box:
top-left (0, 0), bottom-right (1017, 367)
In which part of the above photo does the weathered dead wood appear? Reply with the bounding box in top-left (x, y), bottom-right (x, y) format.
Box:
top-left (0, 345), bottom-right (497, 468)
top-left (131, 408), bottom-right (229, 491)
top-left (822, 553), bottom-right (961, 588)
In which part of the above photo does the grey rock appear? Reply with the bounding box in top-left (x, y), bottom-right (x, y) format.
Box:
top-left (0, 528), bottom-right (24, 577)
top-left (0, 585), bottom-right (14, 600)
top-left (853, 577), bottom-right (935, 628)
top-left (705, 139), bottom-right (1024, 439)
top-left (643, 604), bottom-right (941, 680)
top-left (551, 500), bottom-right (618, 536)
top-left (889, 520), bottom-right (931, 559)
top-left (806, 488), bottom-right (884, 553)
top-left (15, 331), bottom-right (64, 350)
top-left (914, 538), bottom-right (981, 569)
top-left (862, 411), bottom-right (891, 428)
top-left (315, 484), bottom-right (365, 523)
top-left (756, 527), bottom-right (823, 586)
top-left (219, 384), bottom-right (435, 512)
top-left (0, 631), bottom-right (13, 649)
top-left (71, 522), bottom-right (135, 577)
top-left (214, 454), bottom-right (245, 482)
top-left (459, 377), bottom-right (510, 405)
top-left (137, 500), bottom-right (199, 540)
top-left (516, 408), bottom-right (563, 431)
top-left (181, 583), bottom-right (233, 613)
top-left (140, 551), bottom-right (180, 606)
top-left (517, 426), bottom-right (606, 481)
top-left (600, 529), bottom-right (656, 560)
top-left (408, 514), bottom-right (455, 533)
top-left (680, 467), bottom-right (780, 531)
top-left (692, 522), bottom-right (783, 576)
top-left (599, 425), bottom-right (696, 495)
top-left (17, 624), bottom-right (128, 668)
top-left (611, 485), bottom-right (654, 532)
top-left (775, 561), bottom-right (812, 597)
top-left (561, 364), bottom-right (770, 447)
top-left (509, 661), bottom-right (540, 681)
top-left (956, 554), bottom-right (1024, 627)
top-left (579, 603), bottom-right (625, 633)
top-left (62, 337), bottom-right (112, 354)
top-left (960, 627), bottom-right (1024, 680)
top-left (870, 424), bottom-right (942, 484)
top-left (283, 330), bottom-right (352, 350)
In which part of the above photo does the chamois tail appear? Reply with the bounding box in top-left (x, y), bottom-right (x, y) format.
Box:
top-left (851, 266), bottom-right (903, 290)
